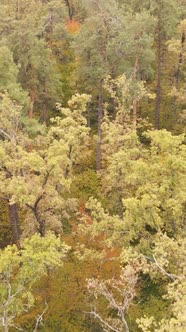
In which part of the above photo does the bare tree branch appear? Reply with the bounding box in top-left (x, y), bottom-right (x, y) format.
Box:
top-left (87, 310), bottom-right (121, 332)
top-left (153, 255), bottom-right (178, 281)
top-left (33, 302), bottom-right (48, 332)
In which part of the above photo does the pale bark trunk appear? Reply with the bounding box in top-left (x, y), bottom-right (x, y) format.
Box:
top-left (3, 322), bottom-right (9, 332)
top-left (121, 312), bottom-right (129, 332)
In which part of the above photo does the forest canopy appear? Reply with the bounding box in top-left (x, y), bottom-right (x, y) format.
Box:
top-left (0, 1), bottom-right (185, 331)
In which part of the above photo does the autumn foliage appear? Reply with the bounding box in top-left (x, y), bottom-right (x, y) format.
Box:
top-left (66, 19), bottom-right (80, 34)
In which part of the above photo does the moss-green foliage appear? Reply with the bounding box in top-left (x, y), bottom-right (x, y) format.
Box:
top-left (71, 169), bottom-right (101, 202)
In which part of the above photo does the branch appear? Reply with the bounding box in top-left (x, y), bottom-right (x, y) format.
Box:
top-left (26, 165), bottom-right (54, 210)
top-left (64, 145), bottom-right (72, 179)
top-left (87, 310), bottom-right (120, 332)
top-left (0, 129), bottom-right (12, 141)
top-left (153, 255), bottom-right (178, 281)
top-left (34, 195), bottom-right (43, 210)
top-left (0, 196), bottom-right (9, 201)
top-left (96, 284), bottom-right (120, 311)
top-left (33, 302), bottom-right (48, 332)
top-left (9, 324), bottom-right (25, 331)
top-left (120, 312), bottom-right (129, 332)
top-left (1, 278), bottom-right (25, 332)
top-left (42, 169), bottom-right (51, 188)
top-left (92, 0), bottom-right (103, 13)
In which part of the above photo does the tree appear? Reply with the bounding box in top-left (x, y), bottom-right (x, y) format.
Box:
top-left (167, 18), bottom-right (186, 132)
top-left (0, 0), bottom-right (185, 329)
top-left (0, 0), bottom-right (67, 121)
top-left (0, 232), bottom-right (69, 332)
top-left (74, 0), bottom-right (155, 169)
top-left (151, 0), bottom-right (179, 128)
top-left (10, 21), bottom-right (62, 120)
top-left (137, 234), bottom-right (186, 332)
top-left (100, 129), bottom-right (186, 239)
top-left (101, 74), bottom-right (154, 215)
top-left (0, 44), bottom-right (28, 106)
top-left (79, 128), bottom-right (186, 330)
top-left (87, 265), bottom-right (139, 332)
top-left (0, 93), bottom-right (90, 240)
top-left (0, 94), bottom-right (27, 244)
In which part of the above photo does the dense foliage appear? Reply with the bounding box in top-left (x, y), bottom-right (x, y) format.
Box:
top-left (0, 0), bottom-right (185, 331)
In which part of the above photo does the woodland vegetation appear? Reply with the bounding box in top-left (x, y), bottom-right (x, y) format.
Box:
top-left (0, 0), bottom-right (185, 331)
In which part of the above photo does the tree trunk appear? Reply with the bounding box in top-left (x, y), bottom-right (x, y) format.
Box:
top-left (32, 204), bottom-right (45, 237)
top-left (155, 17), bottom-right (161, 129)
top-left (41, 104), bottom-right (47, 123)
top-left (7, 202), bottom-right (21, 245)
top-left (132, 55), bottom-right (139, 130)
top-left (87, 103), bottom-right (91, 127)
top-left (96, 81), bottom-right (103, 171)
top-left (38, 220), bottom-right (45, 237)
top-left (176, 31), bottom-right (185, 86)
top-left (16, 0), bottom-right (20, 20)
top-left (41, 85), bottom-right (48, 123)
top-left (118, 192), bottom-right (123, 218)
top-left (29, 92), bottom-right (35, 119)
top-left (6, 171), bottom-right (21, 245)
top-left (132, 98), bottom-right (137, 130)
top-left (64, 0), bottom-right (74, 20)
